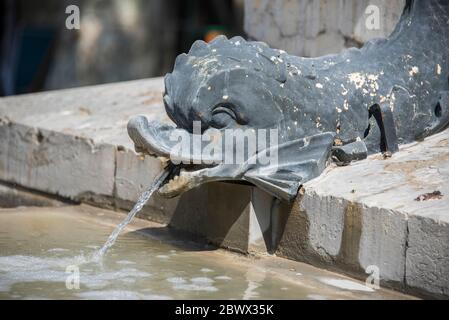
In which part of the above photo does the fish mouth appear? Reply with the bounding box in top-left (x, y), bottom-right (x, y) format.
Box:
top-left (127, 115), bottom-right (249, 197)
top-left (127, 115), bottom-right (335, 201)
top-left (127, 115), bottom-right (226, 196)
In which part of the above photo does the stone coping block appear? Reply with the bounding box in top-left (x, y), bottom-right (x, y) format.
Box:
top-left (0, 78), bottom-right (168, 201)
top-left (276, 129), bottom-right (449, 297)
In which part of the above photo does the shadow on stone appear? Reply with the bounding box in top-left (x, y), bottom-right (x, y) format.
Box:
top-left (168, 182), bottom-right (252, 253)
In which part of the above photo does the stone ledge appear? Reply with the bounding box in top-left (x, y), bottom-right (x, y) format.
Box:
top-left (275, 130), bottom-right (449, 298)
top-left (1, 78), bottom-right (447, 298)
top-left (0, 182), bottom-right (68, 208)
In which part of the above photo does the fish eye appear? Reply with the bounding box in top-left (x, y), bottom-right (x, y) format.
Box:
top-left (211, 105), bottom-right (237, 128)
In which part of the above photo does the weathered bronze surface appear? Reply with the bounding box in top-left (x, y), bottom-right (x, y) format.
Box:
top-left (128, 0), bottom-right (449, 200)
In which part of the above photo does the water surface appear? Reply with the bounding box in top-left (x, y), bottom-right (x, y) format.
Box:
top-left (0, 206), bottom-right (413, 300)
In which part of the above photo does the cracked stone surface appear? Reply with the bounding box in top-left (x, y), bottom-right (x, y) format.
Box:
top-left (0, 78), bottom-right (169, 202)
top-left (276, 129), bottom-right (449, 297)
top-left (244, 0), bottom-right (405, 57)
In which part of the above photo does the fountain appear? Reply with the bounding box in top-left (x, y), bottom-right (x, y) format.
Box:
top-left (0, 0), bottom-right (447, 300)
top-left (128, 0), bottom-right (449, 201)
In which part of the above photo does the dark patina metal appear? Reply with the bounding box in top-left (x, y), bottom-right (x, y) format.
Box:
top-left (128, 0), bottom-right (449, 200)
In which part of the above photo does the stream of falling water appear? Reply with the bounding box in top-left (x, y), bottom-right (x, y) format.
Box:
top-left (93, 167), bottom-right (172, 260)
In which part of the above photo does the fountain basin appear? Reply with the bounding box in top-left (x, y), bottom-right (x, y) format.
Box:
top-left (0, 204), bottom-right (412, 300)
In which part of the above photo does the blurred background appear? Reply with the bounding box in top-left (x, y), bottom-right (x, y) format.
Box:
top-left (0, 0), bottom-right (403, 97)
top-left (0, 0), bottom-right (244, 96)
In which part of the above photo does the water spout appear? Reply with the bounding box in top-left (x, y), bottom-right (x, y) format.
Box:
top-left (93, 165), bottom-right (173, 260)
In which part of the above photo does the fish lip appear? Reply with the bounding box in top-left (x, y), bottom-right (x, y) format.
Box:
top-left (127, 115), bottom-right (221, 196)
top-left (127, 115), bottom-right (208, 163)
top-left (157, 166), bottom-right (202, 198)
top-left (127, 115), bottom-right (171, 157)
top-left (128, 115), bottom-right (230, 165)
top-left (127, 115), bottom-right (247, 197)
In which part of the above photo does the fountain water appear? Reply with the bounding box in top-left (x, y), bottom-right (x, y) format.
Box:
top-left (93, 166), bottom-right (173, 260)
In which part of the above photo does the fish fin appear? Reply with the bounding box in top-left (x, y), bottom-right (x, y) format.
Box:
top-left (244, 132), bottom-right (335, 201)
